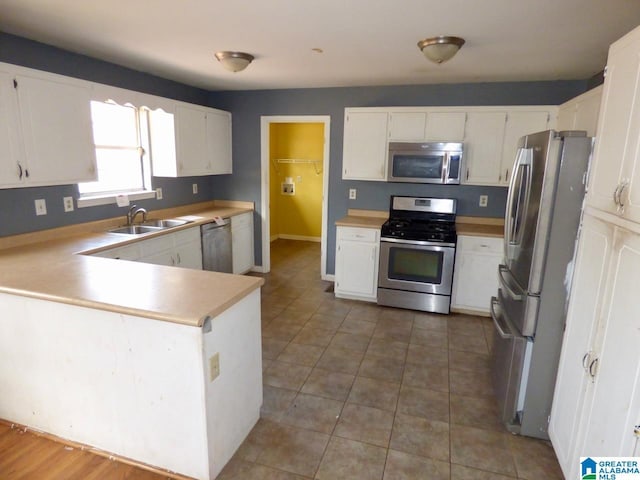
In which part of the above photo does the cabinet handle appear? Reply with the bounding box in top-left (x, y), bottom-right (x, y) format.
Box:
top-left (618, 182), bottom-right (628, 213)
top-left (25, 169), bottom-right (29, 178)
top-left (177, 253), bottom-right (181, 264)
top-left (588, 358), bottom-right (599, 378)
top-left (582, 352), bottom-right (591, 370)
top-left (17, 164), bottom-right (23, 179)
top-left (466, 168), bottom-right (469, 181)
top-left (613, 184), bottom-right (622, 205)
top-left (505, 168), bottom-right (509, 180)
top-left (171, 257), bottom-right (176, 266)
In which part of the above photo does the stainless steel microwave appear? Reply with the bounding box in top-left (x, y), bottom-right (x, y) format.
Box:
top-left (387, 142), bottom-right (463, 184)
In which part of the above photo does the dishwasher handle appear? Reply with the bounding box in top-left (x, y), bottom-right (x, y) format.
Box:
top-left (201, 218), bottom-right (230, 231)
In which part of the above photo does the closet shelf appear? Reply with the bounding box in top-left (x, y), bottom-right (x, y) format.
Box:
top-left (272, 158), bottom-right (323, 175)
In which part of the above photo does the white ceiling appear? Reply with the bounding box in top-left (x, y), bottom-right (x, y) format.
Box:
top-left (1, 0), bottom-right (640, 92)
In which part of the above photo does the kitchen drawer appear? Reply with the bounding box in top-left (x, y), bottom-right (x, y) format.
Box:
top-left (231, 212), bottom-right (252, 229)
top-left (457, 235), bottom-right (503, 254)
top-left (337, 226), bottom-right (379, 243)
top-left (173, 226), bottom-right (200, 245)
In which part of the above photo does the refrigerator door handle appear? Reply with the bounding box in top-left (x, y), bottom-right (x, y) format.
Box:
top-left (505, 148), bottom-right (533, 260)
top-left (498, 264), bottom-right (524, 301)
top-left (491, 297), bottom-right (513, 339)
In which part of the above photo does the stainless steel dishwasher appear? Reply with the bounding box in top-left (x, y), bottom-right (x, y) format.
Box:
top-left (201, 219), bottom-right (232, 273)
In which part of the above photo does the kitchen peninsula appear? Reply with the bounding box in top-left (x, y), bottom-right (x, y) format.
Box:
top-left (0, 201), bottom-right (263, 480)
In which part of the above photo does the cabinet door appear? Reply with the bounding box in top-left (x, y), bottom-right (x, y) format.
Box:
top-left (463, 112), bottom-right (507, 185)
top-left (577, 227), bottom-right (640, 458)
top-left (425, 112), bottom-right (466, 141)
top-left (0, 71), bottom-right (24, 187)
top-left (175, 105), bottom-right (208, 176)
top-left (174, 240), bottom-right (202, 269)
top-left (16, 74), bottom-right (96, 185)
top-left (232, 213), bottom-right (254, 274)
top-left (549, 214), bottom-right (613, 479)
top-left (500, 111), bottom-right (550, 185)
top-left (451, 236), bottom-right (502, 313)
top-left (388, 112), bottom-right (426, 141)
top-left (587, 28), bottom-right (640, 218)
top-left (139, 249), bottom-right (175, 266)
top-left (573, 86), bottom-right (602, 137)
top-left (342, 111), bottom-right (388, 180)
top-left (335, 236), bottom-right (378, 299)
top-left (206, 110), bottom-right (232, 174)
top-left (148, 108), bottom-right (178, 177)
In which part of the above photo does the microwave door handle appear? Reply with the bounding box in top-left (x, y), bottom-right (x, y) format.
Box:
top-left (442, 153), bottom-right (450, 183)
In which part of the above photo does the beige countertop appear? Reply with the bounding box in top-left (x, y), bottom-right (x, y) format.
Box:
top-left (335, 209), bottom-right (388, 229)
top-left (0, 201), bottom-right (263, 328)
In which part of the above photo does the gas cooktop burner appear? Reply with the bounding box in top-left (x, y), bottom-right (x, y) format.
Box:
top-left (381, 196), bottom-right (457, 243)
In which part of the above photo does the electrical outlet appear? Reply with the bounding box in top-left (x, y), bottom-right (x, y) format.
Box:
top-left (192, 183), bottom-right (198, 195)
top-left (479, 195), bottom-right (488, 207)
top-left (209, 353), bottom-right (220, 382)
top-left (63, 196), bottom-right (74, 212)
top-left (155, 187), bottom-right (163, 200)
top-left (34, 199), bottom-right (47, 216)
top-left (349, 188), bottom-right (357, 200)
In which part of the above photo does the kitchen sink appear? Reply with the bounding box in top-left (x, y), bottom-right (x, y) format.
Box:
top-left (140, 218), bottom-right (192, 228)
top-left (107, 218), bottom-right (192, 235)
top-left (108, 225), bottom-right (163, 235)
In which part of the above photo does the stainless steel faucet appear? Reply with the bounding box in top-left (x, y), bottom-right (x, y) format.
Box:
top-left (126, 204), bottom-right (148, 225)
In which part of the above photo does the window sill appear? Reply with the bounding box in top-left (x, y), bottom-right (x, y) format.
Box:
top-left (77, 190), bottom-right (157, 208)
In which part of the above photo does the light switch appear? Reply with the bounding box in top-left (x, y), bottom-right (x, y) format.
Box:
top-left (35, 199), bottom-right (47, 216)
top-left (209, 353), bottom-right (220, 382)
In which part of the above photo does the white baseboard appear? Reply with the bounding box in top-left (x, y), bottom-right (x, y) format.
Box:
top-left (322, 273), bottom-right (335, 282)
top-left (273, 234), bottom-right (321, 243)
top-left (250, 265), bottom-right (266, 273)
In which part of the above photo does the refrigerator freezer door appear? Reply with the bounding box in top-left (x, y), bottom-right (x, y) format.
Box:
top-left (490, 296), bottom-right (530, 433)
top-left (498, 265), bottom-right (540, 336)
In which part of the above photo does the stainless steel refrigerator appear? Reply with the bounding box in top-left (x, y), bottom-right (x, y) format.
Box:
top-left (491, 130), bottom-right (592, 439)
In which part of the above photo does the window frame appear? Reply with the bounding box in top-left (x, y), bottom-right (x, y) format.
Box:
top-left (77, 101), bottom-right (156, 208)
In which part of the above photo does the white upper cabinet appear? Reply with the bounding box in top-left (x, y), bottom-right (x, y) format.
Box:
top-left (425, 112), bottom-right (466, 141)
top-left (151, 103), bottom-right (232, 177)
top-left (0, 66), bottom-right (97, 189)
top-left (499, 111), bottom-right (551, 185)
top-left (463, 111), bottom-right (507, 185)
top-left (0, 71), bottom-right (24, 187)
top-left (206, 110), bottom-right (232, 175)
top-left (587, 27), bottom-right (640, 224)
top-left (175, 104), bottom-right (209, 176)
top-left (388, 112), bottom-right (426, 141)
top-left (557, 85), bottom-right (602, 137)
top-left (342, 111), bottom-right (388, 180)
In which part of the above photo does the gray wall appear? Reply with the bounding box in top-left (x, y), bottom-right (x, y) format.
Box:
top-left (0, 32), bottom-right (215, 237)
top-left (208, 81), bottom-right (588, 274)
top-left (0, 31), bottom-right (589, 278)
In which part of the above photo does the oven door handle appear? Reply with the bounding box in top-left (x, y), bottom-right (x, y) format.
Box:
top-left (491, 297), bottom-right (513, 340)
top-left (380, 237), bottom-right (456, 248)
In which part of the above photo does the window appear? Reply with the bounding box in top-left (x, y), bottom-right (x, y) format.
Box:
top-left (78, 101), bottom-right (153, 202)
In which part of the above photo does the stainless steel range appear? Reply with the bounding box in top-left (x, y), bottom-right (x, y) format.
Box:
top-left (377, 196), bottom-right (457, 314)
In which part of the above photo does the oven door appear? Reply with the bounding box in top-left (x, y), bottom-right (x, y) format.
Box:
top-left (378, 239), bottom-right (455, 295)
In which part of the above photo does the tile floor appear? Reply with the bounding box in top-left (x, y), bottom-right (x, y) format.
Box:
top-left (218, 239), bottom-right (563, 480)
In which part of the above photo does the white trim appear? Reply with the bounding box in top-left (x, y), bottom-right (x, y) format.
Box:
top-left (250, 265), bottom-right (267, 273)
top-left (260, 115), bottom-right (331, 276)
top-left (77, 190), bottom-right (157, 208)
top-left (276, 234), bottom-right (321, 242)
top-left (322, 273), bottom-right (335, 282)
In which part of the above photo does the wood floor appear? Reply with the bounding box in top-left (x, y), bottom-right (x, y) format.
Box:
top-left (0, 422), bottom-right (174, 479)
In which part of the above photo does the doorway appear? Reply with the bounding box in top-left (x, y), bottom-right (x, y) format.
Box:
top-left (260, 116), bottom-right (330, 278)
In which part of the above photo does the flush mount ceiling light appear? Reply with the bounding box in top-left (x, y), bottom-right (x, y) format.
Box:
top-left (417, 36), bottom-right (465, 64)
top-left (214, 51), bottom-right (254, 72)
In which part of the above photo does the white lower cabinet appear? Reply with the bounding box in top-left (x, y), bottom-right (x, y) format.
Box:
top-left (550, 212), bottom-right (640, 477)
top-left (231, 212), bottom-right (254, 274)
top-left (334, 226), bottom-right (379, 302)
top-left (95, 226), bottom-right (202, 270)
top-left (451, 235), bottom-right (502, 314)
